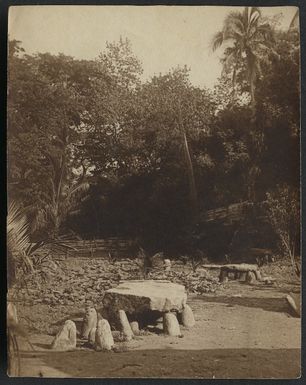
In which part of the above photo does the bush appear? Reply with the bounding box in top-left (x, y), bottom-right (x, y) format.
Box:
top-left (266, 185), bottom-right (300, 275)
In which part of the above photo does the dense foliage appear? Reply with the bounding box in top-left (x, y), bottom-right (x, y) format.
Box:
top-left (7, 8), bottom-right (300, 261)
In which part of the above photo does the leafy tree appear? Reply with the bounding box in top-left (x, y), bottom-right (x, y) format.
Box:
top-left (7, 29), bottom-right (300, 262)
top-left (72, 66), bottom-right (216, 252)
top-left (254, 28), bottom-right (300, 195)
top-left (8, 45), bottom-right (90, 237)
top-left (266, 185), bottom-right (300, 274)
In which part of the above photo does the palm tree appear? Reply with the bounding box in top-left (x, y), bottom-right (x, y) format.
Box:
top-left (288, 9), bottom-right (299, 31)
top-left (212, 7), bottom-right (275, 112)
top-left (212, 7), bottom-right (276, 202)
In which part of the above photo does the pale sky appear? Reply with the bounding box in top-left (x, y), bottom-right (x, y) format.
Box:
top-left (8, 5), bottom-right (297, 89)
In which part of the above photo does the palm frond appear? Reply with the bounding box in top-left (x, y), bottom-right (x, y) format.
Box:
top-left (250, 7), bottom-right (261, 20)
top-left (66, 181), bottom-right (89, 200)
top-left (224, 12), bottom-right (245, 36)
top-left (7, 201), bottom-right (36, 278)
top-left (7, 201), bottom-right (30, 256)
top-left (211, 31), bottom-right (224, 51)
top-left (222, 51), bottom-right (237, 73)
top-left (243, 7), bottom-right (249, 28)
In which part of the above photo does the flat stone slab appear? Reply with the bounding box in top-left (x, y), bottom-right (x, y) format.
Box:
top-left (102, 280), bottom-right (187, 315)
top-left (221, 264), bottom-right (259, 272)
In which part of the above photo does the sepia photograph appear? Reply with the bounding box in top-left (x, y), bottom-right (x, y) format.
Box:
top-left (7, 5), bottom-right (301, 379)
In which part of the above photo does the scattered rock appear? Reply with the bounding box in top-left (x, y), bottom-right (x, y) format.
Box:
top-left (262, 276), bottom-right (276, 285)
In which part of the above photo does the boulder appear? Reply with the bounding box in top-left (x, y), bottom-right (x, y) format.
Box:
top-left (181, 304), bottom-right (195, 328)
top-left (95, 319), bottom-right (114, 351)
top-left (163, 312), bottom-right (181, 336)
top-left (103, 280), bottom-right (187, 317)
top-left (51, 320), bottom-right (76, 351)
top-left (262, 276), bottom-right (276, 284)
top-left (81, 307), bottom-right (97, 339)
top-left (118, 310), bottom-right (133, 341)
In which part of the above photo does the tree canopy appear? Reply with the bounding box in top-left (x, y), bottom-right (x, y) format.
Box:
top-left (7, 10), bottom-right (300, 259)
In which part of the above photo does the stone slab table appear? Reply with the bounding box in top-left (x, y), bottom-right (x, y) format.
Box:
top-left (219, 263), bottom-right (261, 283)
top-left (102, 280), bottom-right (187, 325)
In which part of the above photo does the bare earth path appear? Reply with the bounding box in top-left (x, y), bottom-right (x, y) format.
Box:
top-left (18, 281), bottom-right (301, 379)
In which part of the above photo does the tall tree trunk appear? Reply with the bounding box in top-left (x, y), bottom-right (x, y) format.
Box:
top-left (177, 103), bottom-right (198, 222)
top-left (250, 79), bottom-right (256, 118)
top-left (231, 64), bottom-right (238, 105)
top-left (183, 130), bottom-right (198, 219)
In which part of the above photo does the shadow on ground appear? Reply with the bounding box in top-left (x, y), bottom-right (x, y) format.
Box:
top-left (20, 348), bottom-right (301, 378)
top-left (195, 295), bottom-right (294, 315)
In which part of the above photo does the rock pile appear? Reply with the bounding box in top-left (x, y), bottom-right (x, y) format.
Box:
top-left (15, 258), bottom-right (142, 307)
top-left (148, 269), bottom-right (222, 294)
top-left (15, 258), bottom-right (222, 309)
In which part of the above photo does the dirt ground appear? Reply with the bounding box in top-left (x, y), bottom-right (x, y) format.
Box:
top-left (15, 273), bottom-right (301, 379)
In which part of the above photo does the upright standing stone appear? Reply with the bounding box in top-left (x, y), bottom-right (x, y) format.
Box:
top-left (234, 271), bottom-right (241, 280)
top-left (130, 321), bottom-right (140, 336)
top-left (118, 310), bottom-right (134, 341)
top-left (181, 304), bottom-right (195, 328)
top-left (51, 320), bottom-right (77, 351)
top-left (164, 259), bottom-right (171, 272)
top-left (286, 293), bottom-right (300, 317)
top-left (255, 270), bottom-right (262, 281)
top-left (82, 307), bottom-right (98, 339)
top-left (95, 319), bottom-right (114, 351)
top-left (88, 327), bottom-right (97, 346)
top-left (219, 269), bottom-right (228, 283)
top-left (163, 312), bottom-right (181, 336)
top-left (7, 303), bottom-right (18, 325)
top-left (246, 271), bottom-right (256, 284)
